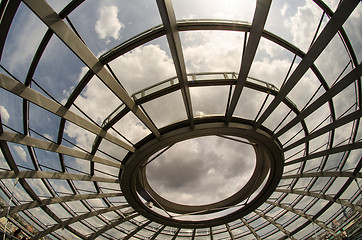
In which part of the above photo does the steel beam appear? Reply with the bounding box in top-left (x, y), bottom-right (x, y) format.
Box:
top-left (58, 0), bottom-right (85, 18)
top-left (283, 109), bottom-right (362, 151)
top-left (0, 192), bottom-right (123, 217)
top-left (0, 170), bottom-right (120, 183)
top-left (31, 205), bottom-right (131, 240)
top-left (288, 159), bottom-right (362, 236)
top-left (22, 0), bottom-right (160, 138)
top-left (266, 201), bottom-right (337, 237)
top-left (225, 223), bottom-right (235, 240)
top-left (0, 131), bottom-right (122, 168)
top-left (0, 0), bottom-right (21, 61)
top-left (285, 141), bottom-right (362, 166)
top-left (275, 189), bottom-right (361, 212)
top-left (0, 73), bottom-right (134, 152)
top-left (171, 228), bottom-right (181, 240)
top-left (254, 210), bottom-right (296, 240)
top-left (156, 0), bottom-right (194, 127)
top-left (86, 213), bottom-right (139, 240)
top-left (122, 220), bottom-right (151, 240)
top-left (275, 64), bottom-right (362, 140)
top-left (149, 225), bottom-right (166, 240)
top-left (282, 171), bottom-right (361, 179)
top-left (225, 0), bottom-right (272, 123)
top-left (254, 0), bottom-right (360, 129)
top-left (241, 218), bottom-right (262, 240)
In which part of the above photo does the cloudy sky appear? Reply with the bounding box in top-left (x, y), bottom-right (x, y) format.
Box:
top-left (0, 0), bottom-right (361, 238)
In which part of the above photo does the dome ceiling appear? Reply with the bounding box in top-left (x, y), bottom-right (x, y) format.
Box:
top-left (0, 0), bottom-right (361, 239)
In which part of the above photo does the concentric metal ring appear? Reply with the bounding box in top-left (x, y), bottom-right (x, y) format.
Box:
top-left (121, 119), bottom-right (284, 228)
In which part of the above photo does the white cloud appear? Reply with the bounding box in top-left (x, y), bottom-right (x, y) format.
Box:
top-left (173, 0), bottom-right (256, 22)
top-left (183, 31), bottom-right (243, 73)
top-left (43, 133), bottom-right (53, 141)
top-left (0, 105), bottom-right (10, 124)
top-left (95, 5), bottom-right (124, 43)
top-left (65, 122), bottom-right (96, 153)
top-left (146, 136), bottom-right (256, 205)
top-left (64, 44), bottom-right (175, 171)
top-left (284, 0), bottom-right (323, 52)
top-left (110, 44), bottom-right (176, 93)
top-left (12, 146), bottom-right (27, 162)
top-left (281, 3), bottom-right (288, 16)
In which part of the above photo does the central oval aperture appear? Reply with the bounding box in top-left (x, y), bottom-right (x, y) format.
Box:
top-left (145, 136), bottom-right (256, 206)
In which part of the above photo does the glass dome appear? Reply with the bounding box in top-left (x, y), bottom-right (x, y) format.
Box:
top-left (0, 0), bottom-right (361, 239)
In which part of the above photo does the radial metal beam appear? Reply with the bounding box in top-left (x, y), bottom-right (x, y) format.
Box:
top-left (225, 223), bottom-right (235, 240)
top-left (285, 141), bottom-right (362, 166)
top-left (283, 109), bottom-right (362, 151)
top-left (266, 201), bottom-right (337, 237)
top-left (86, 213), bottom-right (139, 240)
top-left (0, 170), bottom-right (119, 183)
top-left (282, 171), bottom-right (361, 179)
top-left (149, 225), bottom-right (166, 240)
top-left (0, 131), bottom-right (122, 168)
top-left (0, 125), bottom-right (81, 239)
top-left (31, 205), bottom-right (131, 240)
top-left (275, 189), bottom-right (361, 212)
top-left (0, 0), bottom-right (21, 61)
top-left (122, 220), bottom-right (151, 240)
top-left (0, 73), bottom-right (134, 152)
top-left (225, 0), bottom-right (272, 123)
top-left (64, 227), bottom-right (86, 240)
top-left (254, 210), bottom-right (296, 240)
top-left (156, 0), bottom-right (194, 127)
top-left (171, 228), bottom-right (181, 240)
top-left (241, 218), bottom-right (262, 240)
top-left (289, 159), bottom-right (362, 237)
top-left (22, 0), bottom-right (160, 138)
top-left (58, 0), bottom-right (85, 18)
top-left (254, 0), bottom-right (360, 129)
top-left (0, 192), bottom-right (123, 217)
top-left (275, 64), bottom-right (362, 140)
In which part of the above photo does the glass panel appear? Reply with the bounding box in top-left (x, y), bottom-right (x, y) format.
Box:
top-left (190, 86), bottom-right (229, 117)
top-left (26, 179), bottom-right (52, 198)
top-left (67, 0), bottom-right (162, 54)
top-left (33, 35), bottom-right (87, 103)
top-left (315, 34), bottom-right (352, 85)
top-left (332, 84), bottom-right (358, 119)
top-left (141, 90), bottom-right (186, 128)
top-left (287, 69), bottom-right (322, 110)
top-left (28, 103), bottom-right (61, 143)
top-left (8, 143), bottom-right (34, 170)
top-left (343, 4), bottom-right (362, 62)
top-left (249, 38), bottom-right (299, 90)
top-left (0, 89), bottom-right (24, 133)
top-left (35, 148), bottom-right (62, 172)
top-left (109, 36), bottom-right (176, 95)
top-left (63, 121), bottom-right (97, 153)
top-left (1, 3), bottom-right (47, 81)
top-left (265, 0), bottom-right (324, 53)
top-left (180, 31), bottom-right (243, 74)
top-left (234, 88), bottom-right (272, 121)
top-left (73, 75), bottom-right (123, 126)
top-left (45, 0), bottom-right (72, 13)
top-left (0, 148), bottom-right (10, 171)
top-left (112, 112), bottom-right (152, 144)
top-left (48, 203), bottom-right (73, 219)
top-left (173, 0), bottom-right (256, 22)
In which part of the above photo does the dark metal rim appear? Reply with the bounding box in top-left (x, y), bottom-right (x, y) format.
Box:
top-left (120, 119), bottom-right (284, 228)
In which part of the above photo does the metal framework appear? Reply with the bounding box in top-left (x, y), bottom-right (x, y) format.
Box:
top-left (0, 0), bottom-right (361, 239)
